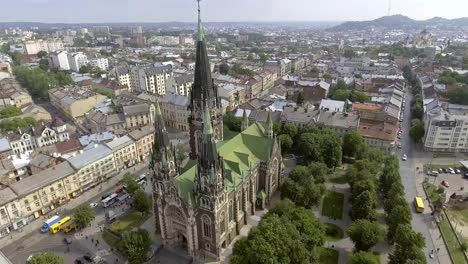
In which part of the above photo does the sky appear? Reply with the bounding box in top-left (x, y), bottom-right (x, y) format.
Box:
top-left (1, 0), bottom-right (468, 23)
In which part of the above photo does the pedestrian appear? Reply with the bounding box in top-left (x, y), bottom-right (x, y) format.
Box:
top-left (437, 248), bottom-right (440, 252)
top-left (431, 249), bottom-right (434, 254)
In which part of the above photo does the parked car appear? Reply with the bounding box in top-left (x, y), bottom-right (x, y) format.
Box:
top-left (441, 180), bottom-right (450, 187)
top-left (456, 169), bottom-right (461, 174)
top-left (430, 170), bottom-right (439, 176)
top-left (89, 203), bottom-right (98, 208)
top-left (438, 168), bottom-right (443, 173)
top-left (402, 154), bottom-right (407, 161)
top-left (83, 255), bottom-right (92, 262)
top-left (442, 168), bottom-right (448, 173)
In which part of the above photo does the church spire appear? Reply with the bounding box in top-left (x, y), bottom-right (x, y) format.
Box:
top-left (241, 109), bottom-right (249, 131)
top-left (266, 111), bottom-right (274, 139)
top-left (197, 0), bottom-right (205, 41)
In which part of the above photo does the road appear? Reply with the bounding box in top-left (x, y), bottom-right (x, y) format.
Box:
top-left (398, 89), bottom-right (450, 263)
top-left (2, 165), bottom-right (151, 264)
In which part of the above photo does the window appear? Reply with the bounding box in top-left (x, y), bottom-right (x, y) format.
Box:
top-left (26, 206), bottom-right (31, 212)
top-left (202, 215), bottom-right (212, 238)
top-left (229, 200), bottom-right (234, 222)
top-left (0, 209), bottom-right (6, 217)
top-left (220, 212), bottom-right (226, 234)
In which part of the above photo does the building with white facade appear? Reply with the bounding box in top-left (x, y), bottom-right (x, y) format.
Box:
top-left (424, 103), bottom-right (468, 152)
top-left (112, 64), bottom-right (172, 94)
top-left (24, 39), bottom-right (64, 55)
top-left (67, 52), bottom-right (88, 72)
top-left (89, 58), bottom-right (109, 71)
top-left (48, 51), bottom-right (70, 71)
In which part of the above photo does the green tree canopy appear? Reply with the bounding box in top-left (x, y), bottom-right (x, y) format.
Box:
top-left (219, 63), bottom-right (230, 74)
top-left (389, 224), bottom-right (426, 264)
top-left (278, 134), bottom-right (293, 154)
top-left (448, 86), bottom-right (468, 105)
top-left (37, 50), bottom-right (48, 58)
top-left (281, 123), bottom-right (298, 139)
top-left (348, 219), bottom-right (386, 251)
top-left (223, 111), bottom-right (241, 132)
top-left (122, 229), bottom-right (151, 264)
top-left (386, 204), bottom-right (412, 243)
top-left (348, 251), bottom-right (379, 264)
top-left (343, 131), bottom-right (364, 158)
top-left (133, 189), bottom-right (152, 215)
top-left (409, 119), bottom-right (425, 143)
top-left (73, 204), bottom-right (96, 228)
top-left (122, 173), bottom-right (141, 195)
top-left (350, 190), bottom-right (377, 221)
top-left (28, 252), bottom-right (64, 264)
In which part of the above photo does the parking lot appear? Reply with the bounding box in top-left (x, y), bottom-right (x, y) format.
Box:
top-left (423, 165), bottom-right (468, 201)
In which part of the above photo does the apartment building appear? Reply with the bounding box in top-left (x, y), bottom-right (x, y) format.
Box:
top-left (128, 125), bottom-right (154, 162)
top-left (123, 103), bottom-right (155, 130)
top-left (151, 36), bottom-right (180, 46)
top-left (264, 59), bottom-right (292, 76)
top-left (0, 162), bottom-right (77, 237)
top-left (49, 86), bottom-right (107, 121)
top-left (159, 93), bottom-right (191, 131)
top-left (89, 58), bottom-right (109, 71)
top-left (48, 50), bottom-right (70, 71)
top-left (143, 65), bottom-right (173, 95)
top-left (23, 39), bottom-right (64, 55)
top-left (218, 83), bottom-right (246, 110)
top-left (0, 79), bottom-right (33, 109)
top-left (171, 74), bottom-right (193, 96)
top-left (6, 120), bottom-right (70, 155)
top-left (105, 136), bottom-right (138, 170)
top-left (65, 144), bottom-right (115, 191)
top-left (424, 104), bottom-right (468, 152)
top-left (68, 52), bottom-right (88, 72)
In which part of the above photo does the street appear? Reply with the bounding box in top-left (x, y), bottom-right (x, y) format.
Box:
top-left (1, 164), bottom-right (151, 264)
top-left (398, 89), bottom-right (452, 263)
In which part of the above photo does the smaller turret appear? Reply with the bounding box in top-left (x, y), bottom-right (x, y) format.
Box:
top-left (241, 109), bottom-right (249, 131)
top-left (266, 111), bottom-right (274, 139)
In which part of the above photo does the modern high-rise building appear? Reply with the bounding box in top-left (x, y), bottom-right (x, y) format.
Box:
top-left (23, 39), bottom-right (64, 55)
top-left (68, 52), bottom-right (88, 72)
top-left (48, 50), bottom-right (70, 71)
top-left (150, 4), bottom-right (283, 261)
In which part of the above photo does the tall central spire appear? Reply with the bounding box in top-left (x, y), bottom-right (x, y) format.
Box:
top-left (197, 0), bottom-right (205, 41)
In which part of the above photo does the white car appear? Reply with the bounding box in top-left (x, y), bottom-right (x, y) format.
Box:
top-left (89, 203), bottom-right (98, 208)
top-left (402, 154), bottom-right (407, 161)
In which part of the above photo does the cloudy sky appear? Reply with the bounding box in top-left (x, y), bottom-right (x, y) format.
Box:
top-left (1, 0), bottom-right (468, 23)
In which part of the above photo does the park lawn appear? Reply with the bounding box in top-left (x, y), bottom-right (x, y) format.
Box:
top-left (109, 210), bottom-right (150, 232)
top-left (322, 191), bottom-right (344, 220)
top-left (324, 223), bottom-right (344, 241)
top-left (328, 175), bottom-right (348, 184)
top-left (102, 230), bottom-right (120, 249)
top-left (439, 220), bottom-right (467, 264)
top-left (317, 247), bottom-right (339, 264)
top-left (448, 208), bottom-right (468, 224)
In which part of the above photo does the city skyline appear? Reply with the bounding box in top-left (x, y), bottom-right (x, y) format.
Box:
top-left (1, 0), bottom-right (468, 23)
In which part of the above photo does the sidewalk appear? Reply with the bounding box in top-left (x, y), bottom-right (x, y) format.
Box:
top-left (0, 162), bottom-right (150, 249)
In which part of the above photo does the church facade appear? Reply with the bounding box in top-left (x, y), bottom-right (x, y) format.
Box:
top-left (150, 4), bottom-right (283, 261)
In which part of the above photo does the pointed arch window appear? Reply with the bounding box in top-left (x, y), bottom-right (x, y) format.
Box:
top-left (229, 200), bottom-right (234, 222)
top-left (220, 212), bottom-right (226, 234)
top-left (202, 215), bottom-right (212, 238)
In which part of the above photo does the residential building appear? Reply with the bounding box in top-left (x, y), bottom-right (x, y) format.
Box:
top-left (85, 111), bottom-right (126, 134)
top-left (128, 125), bottom-right (154, 162)
top-left (143, 65), bottom-right (173, 95)
top-left (105, 136), bottom-right (138, 170)
top-left (300, 80), bottom-right (330, 102)
top-left (0, 78), bottom-right (33, 109)
top-left (424, 104), bottom-right (468, 152)
top-left (259, 71), bottom-right (278, 94)
top-left (123, 103), bottom-right (156, 130)
top-left (65, 144), bottom-right (115, 191)
top-left (171, 74), bottom-right (193, 96)
top-left (48, 86), bottom-right (107, 121)
top-left (159, 93), bottom-right (191, 131)
top-left (319, 99), bottom-right (346, 112)
top-left (151, 11), bottom-right (282, 261)
top-left (89, 58), bottom-right (109, 71)
top-left (23, 39), bottom-right (64, 55)
top-left (264, 59), bottom-right (291, 76)
top-left (151, 36), bottom-right (180, 46)
top-left (48, 50), bottom-right (70, 71)
top-left (67, 52), bottom-right (88, 72)
top-left (0, 162), bottom-right (78, 237)
top-left (217, 83), bottom-right (246, 110)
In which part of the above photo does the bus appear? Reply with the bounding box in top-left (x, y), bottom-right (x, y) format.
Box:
top-left (414, 197), bottom-right (425, 213)
top-left (50, 216), bottom-right (71, 234)
top-left (102, 193), bottom-right (118, 208)
top-left (40, 215), bottom-right (61, 233)
top-left (62, 220), bottom-right (77, 233)
top-left (137, 174), bottom-right (147, 185)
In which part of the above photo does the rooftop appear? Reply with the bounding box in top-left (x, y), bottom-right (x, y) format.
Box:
top-left (105, 135), bottom-right (134, 151)
top-left (65, 144), bottom-right (112, 169)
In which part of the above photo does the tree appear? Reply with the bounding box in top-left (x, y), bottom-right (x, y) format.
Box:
top-left (348, 219), bottom-right (386, 251)
top-left (281, 166), bottom-right (325, 208)
top-left (320, 133), bottom-right (342, 168)
top-left (389, 224), bottom-right (426, 264)
top-left (448, 86), bottom-right (468, 105)
top-left (122, 173), bottom-right (141, 195)
top-left (122, 229), bottom-right (151, 264)
top-left (281, 123), bottom-right (298, 139)
top-left (409, 119), bottom-right (425, 143)
top-left (28, 252), bottom-right (64, 264)
top-left (350, 190), bottom-right (377, 221)
top-left (73, 204), bottom-right (95, 228)
top-left (411, 103), bottom-right (423, 120)
top-left (343, 131), bottom-right (364, 157)
top-left (344, 49), bottom-right (356, 58)
top-left (37, 50), bottom-right (48, 58)
top-left (278, 134), bottom-right (293, 154)
top-left (223, 111), bottom-right (241, 132)
top-left (307, 161), bottom-right (329, 184)
top-left (219, 63), bottom-right (230, 74)
top-left (79, 64), bottom-right (93, 74)
top-left (133, 189), bottom-right (151, 215)
top-left (348, 251), bottom-right (379, 264)
top-left (386, 204), bottom-right (412, 243)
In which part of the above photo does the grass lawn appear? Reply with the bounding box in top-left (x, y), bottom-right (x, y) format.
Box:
top-left (448, 208), bottom-right (468, 224)
top-left (439, 220), bottom-right (467, 264)
top-left (109, 210), bottom-right (151, 232)
top-left (324, 223), bottom-right (344, 241)
top-left (102, 230), bottom-right (121, 249)
top-left (322, 191), bottom-right (344, 220)
top-left (423, 182), bottom-right (443, 204)
top-left (317, 247), bottom-right (339, 264)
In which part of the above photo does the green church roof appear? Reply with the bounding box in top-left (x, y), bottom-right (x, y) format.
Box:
top-left (176, 122), bottom-right (273, 202)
